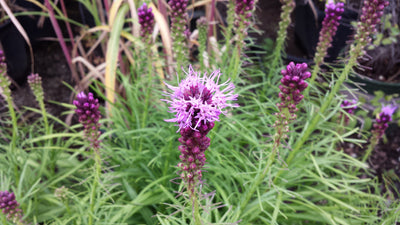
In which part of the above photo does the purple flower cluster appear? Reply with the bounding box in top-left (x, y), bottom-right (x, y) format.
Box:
top-left (27, 73), bottom-right (44, 100)
top-left (177, 123), bottom-right (213, 193)
top-left (138, 3), bottom-right (155, 42)
top-left (235, 0), bottom-right (255, 27)
top-left (163, 66), bottom-right (237, 192)
top-left (278, 62), bottom-right (311, 113)
top-left (73, 92), bottom-right (101, 149)
top-left (340, 99), bottom-right (357, 124)
top-left (341, 99), bottom-right (358, 114)
top-left (274, 62), bottom-right (310, 140)
top-left (354, 0), bottom-right (389, 50)
top-left (372, 105), bottom-right (397, 139)
top-left (169, 0), bottom-right (189, 36)
top-left (0, 191), bottom-right (23, 222)
top-left (314, 2), bottom-right (344, 66)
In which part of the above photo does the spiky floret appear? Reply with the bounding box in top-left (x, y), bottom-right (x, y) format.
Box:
top-left (163, 65), bottom-right (238, 131)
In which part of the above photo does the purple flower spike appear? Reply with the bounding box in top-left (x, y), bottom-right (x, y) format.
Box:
top-left (73, 92), bottom-right (101, 149)
top-left (353, 0), bottom-right (389, 55)
top-left (27, 73), bottom-right (44, 100)
top-left (163, 65), bottom-right (238, 193)
top-left (279, 62), bottom-right (311, 107)
top-left (138, 3), bottom-right (155, 42)
top-left (0, 190), bottom-right (23, 223)
top-left (274, 62), bottom-right (310, 137)
top-left (372, 104), bottom-right (397, 139)
top-left (314, 2), bottom-right (344, 66)
top-left (235, 0), bottom-right (255, 26)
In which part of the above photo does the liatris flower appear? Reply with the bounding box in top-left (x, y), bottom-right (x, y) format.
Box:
top-left (233, 0), bottom-right (255, 54)
top-left (274, 62), bottom-right (310, 140)
top-left (169, 0), bottom-right (190, 68)
top-left (311, 1), bottom-right (344, 82)
top-left (27, 73), bottom-right (44, 102)
top-left (0, 191), bottom-right (23, 223)
top-left (372, 104), bottom-right (397, 139)
top-left (0, 50), bottom-right (12, 101)
top-left (162, 66), bottom-right (238, 194)
top-left (234, 0), bottom-right (255, 27)
top-left (138, 3), bottom-right (155, 44)
top-left (340, 99), bottom-right (357, 125)
top-left (352, 0), bottom-right (389, 58)
top-left (362, 104), bottom-right (397, 163)
top-left (73, 92), bottom-right (101, 149)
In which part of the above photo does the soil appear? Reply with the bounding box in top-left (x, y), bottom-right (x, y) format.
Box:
top-left (0, 41), bottom-right (74, 124)
top-left (341, 124), bottom-right (400, 198)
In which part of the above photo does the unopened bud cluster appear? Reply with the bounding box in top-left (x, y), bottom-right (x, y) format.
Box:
top-left (138, 3), bottom-right (155, 44)
top-left (352, 0), bottom-right (389, 58)
top-left (73, 92), bottom-right (101, 149)
top-left (178, 122), bottom-right (213, 193)
top-left (169, 0), bottom-right (190, 62)
top-left (274, 62), bottom-right (310, 136)
top-left (314, 2), bottom-right (344, 67)
top-left (0, 50), bottom-right (12, 100)
top-left (27, 73), bottom-right (44, 102)
top-left (234, 0), bottom-right (255, 37)
top-left (372, 105), bottom-right (397, 139)
top-left (0, 191), bottom-right (23, 223)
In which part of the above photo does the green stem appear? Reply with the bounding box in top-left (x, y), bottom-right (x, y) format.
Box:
top-left (139, 57), bottom-right (153, 152)
top-left (191, 191), bottom-right (202, 225)
top-left (362, 135), bottom-right (378, 164)
top-left (309, 62), bottom-right (321, 85)
top-left (39, 100), bottom-right (49, 135)
top-left (6, 97), bottom-right (18, 152)
top-left (88, 148), bottom-right (101, 225)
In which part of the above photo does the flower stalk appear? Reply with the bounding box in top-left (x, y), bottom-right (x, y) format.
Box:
top-left (236, 62), bottom-right (310, 219)
top-left (28, 73), bottom-right (49, 134)
top-left (162, 66), bottom-right (237, 223)
top-left (310, 1), bottom-right (344, 83)
top-left (234, 0), bottom-right (256, 55)
top-left (73, 92), bottom-right (102, 225)
top-left (362, 105), bottom-right (397, 163)
top-left (169, 0), bottom-right (190, 73)
top-left (0, 50), bottom-right (18, 152)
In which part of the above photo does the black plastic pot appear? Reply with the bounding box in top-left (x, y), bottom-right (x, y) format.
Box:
top-left (0, 0), bottom-right (56, 85)
top-left (0, 20), bottom-right (29, 85)
top-left (349, 74), bottom-right (400, 95)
